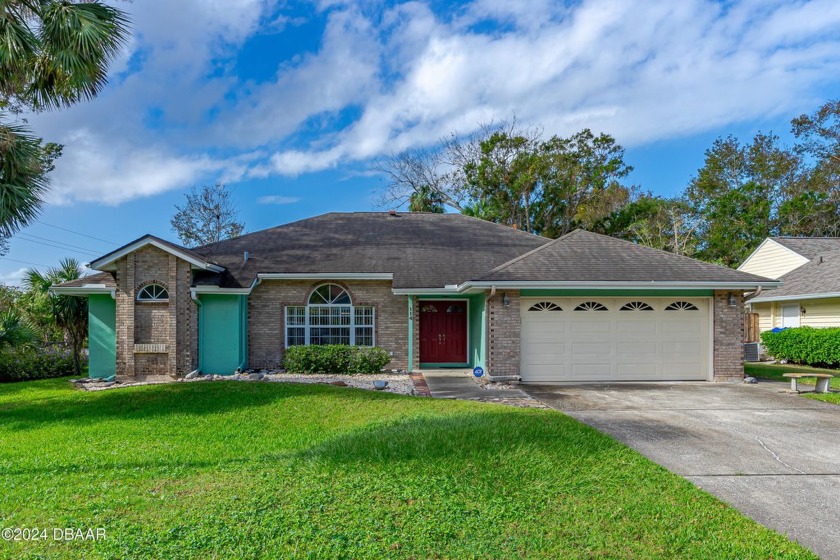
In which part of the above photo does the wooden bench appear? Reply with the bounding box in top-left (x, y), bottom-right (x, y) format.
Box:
top-left (782, 373), bottom-right (834, 394)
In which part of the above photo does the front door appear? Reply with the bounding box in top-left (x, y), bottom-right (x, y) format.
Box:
top-left (419, 301), bottom-right (468, 363)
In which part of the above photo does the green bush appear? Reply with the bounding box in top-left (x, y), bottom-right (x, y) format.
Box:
top-left (0, 345), bottom-right (83, 382)
top-left (760, 327), bottom-right (840, 368)
top-left (284, 345), bottom-right (391, 374)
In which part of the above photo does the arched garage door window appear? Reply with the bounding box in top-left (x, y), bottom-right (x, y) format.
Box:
top-left (285, 284), bottom-right (375, 347)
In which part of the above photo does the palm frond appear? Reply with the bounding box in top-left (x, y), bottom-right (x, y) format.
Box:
top-left (0, 121), bottom-right (48, 236)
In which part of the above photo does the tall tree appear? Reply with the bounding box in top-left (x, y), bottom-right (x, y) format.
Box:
top-left (24, 258), bottom-right (87, 375)
top-left (686, 133), bottom-right (802, 267)
top-left (0, 1), bottom-right (129, 235)
top-left (170, 183), bottom-right (245, 247)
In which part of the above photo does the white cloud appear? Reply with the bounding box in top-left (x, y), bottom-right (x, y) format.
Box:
top-left (257, 195), bottom-right (301, 204)
top-left (24, 0), bottom-right (840, 200)
top-left (0, 267), bottom-right (28, 286)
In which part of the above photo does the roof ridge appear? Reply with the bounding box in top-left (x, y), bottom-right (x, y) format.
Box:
top-left (475, 229), bottom-right (583, 279)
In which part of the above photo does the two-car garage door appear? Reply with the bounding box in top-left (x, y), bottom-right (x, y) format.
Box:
top-left (520, 297), bottom-right (711, 382)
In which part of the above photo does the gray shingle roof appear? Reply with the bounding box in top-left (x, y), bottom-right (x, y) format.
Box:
top-left (771, 237), bottom-right (840, 259)
top-left (54, 271), bottom-right (115, 288)
top-left (191, 212), bottom-right (550, 289)
top-left (756, 250), bottom-right (840, 299)
top-left (476, 229), bottom-right (774, 284)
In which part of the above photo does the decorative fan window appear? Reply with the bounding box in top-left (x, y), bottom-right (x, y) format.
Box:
top-left (286, 284), bottom-right (374, 347)
top-left (136, 283), bottom-right (169, 302)
top-left (620, 301), bottom-right (654, 311)
top-left (420, 304), bottom-right (438, 313)
top-left (574, 301), bottom-right (608, 311)
top-left (308, 284), bottom-right (351, 305)
top-left (528, 302), bottom-right (562, 312)
top-left (446, 304), bottom-right (465, 313)
top-left (665, 301), bottom-right (699, 311)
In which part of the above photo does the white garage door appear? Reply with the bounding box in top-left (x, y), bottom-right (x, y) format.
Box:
top-left (520, 297), bottom-right (711, 382)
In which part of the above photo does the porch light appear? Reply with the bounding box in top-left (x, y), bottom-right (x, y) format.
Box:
top-left (727, 293), bottom-right (737, 307)
top-left (502, 292), bottom-right (510, 306)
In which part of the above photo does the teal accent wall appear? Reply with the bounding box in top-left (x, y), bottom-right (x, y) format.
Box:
top-left (88, 294), bottom-right (116, 379)
top-left (520, 289), bottom-right (715, 297)
top-left (407, 295), bottom-right (414, 371)
top-left (199, 295), bottom-right (247, 375)
top-left (468, 294), bottom-right (486, 369)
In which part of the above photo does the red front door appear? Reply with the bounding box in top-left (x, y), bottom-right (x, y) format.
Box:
top-left (419, 301), bottom-right (468, 363)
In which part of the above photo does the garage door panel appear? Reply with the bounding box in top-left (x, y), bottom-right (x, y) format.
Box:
top-left (520, 297), bottom-right (709, 382)
top-left (616, 341), bottom-right (658, 356)
top-left (615, 320), bottom-right (657, 334)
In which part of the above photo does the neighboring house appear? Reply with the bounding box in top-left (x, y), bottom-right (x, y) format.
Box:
top-left (54, 212), bottom-right (777, 383)
top-left (739, 237), bottom-right (840, 332)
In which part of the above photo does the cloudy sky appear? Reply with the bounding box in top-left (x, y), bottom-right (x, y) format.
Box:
top-left (3, 0), bottom-right (840, 284)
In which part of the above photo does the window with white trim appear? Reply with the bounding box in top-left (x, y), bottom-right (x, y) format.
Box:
top-left (285, 284), bottom-right (375, 347)
top-left (136, 283), bottom-right (169, 302)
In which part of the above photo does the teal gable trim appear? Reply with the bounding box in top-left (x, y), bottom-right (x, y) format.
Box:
top-left (199, 294), bottom-right (247, 375)
top-left (88, 294), bottom-right (116, 379)
top-left (520, 289), bottom-right (715, 297)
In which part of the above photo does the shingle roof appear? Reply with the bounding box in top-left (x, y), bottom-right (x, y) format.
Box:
top-left (54, 271), bottom-right (115, 288)
top-left (771, 237), bottom-right (840, 259)
top-left (90, 234), bottom-right (222, 270)
top-left (191, 212), bottom-right (550, 289)
top-left (476, 229), bottom-right (774, 284)
top-left (755, 250), bottom-right (840, 299)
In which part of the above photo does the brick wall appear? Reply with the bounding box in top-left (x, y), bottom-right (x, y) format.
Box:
top-left (487, 290), bottom-right (520, 377)
top-left (114, 246), bottom-right (195, 378)
top-left (713, 290), bottom-right (745, 382)
top-left (248, 280), bottom-right (409, 370)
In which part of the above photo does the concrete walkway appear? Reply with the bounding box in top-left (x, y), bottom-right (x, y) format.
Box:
top-left (522, 381), bottom-right (840, 559)
top-left (420, 370), bottom-right (544, 408)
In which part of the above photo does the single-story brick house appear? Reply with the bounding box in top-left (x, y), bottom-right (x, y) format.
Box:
top-left (739, 237), bottom-right (840, 332)
top-left (54, 212), bottom-right (777, 382)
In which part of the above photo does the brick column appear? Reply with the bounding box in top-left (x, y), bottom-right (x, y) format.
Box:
top-left (115, 256), bottom-right (135, 377)
top-left (713, 290), bottom-right (745, 382)
top-left (487, 290), bottom-right (520, 377)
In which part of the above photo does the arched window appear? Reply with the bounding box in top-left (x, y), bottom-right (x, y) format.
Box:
top-left (528, 302), bottom-right (562, 311)
top-left (136, 283), bottom-right (169, 302)
top-left (620, 301), bottom-right (653, 311)
top-left (665, 301), bottom-right (699, 311)
top-left (286, 284), bottom-right (375, 347)
top-left (574, 301), bottom-right (608, 311)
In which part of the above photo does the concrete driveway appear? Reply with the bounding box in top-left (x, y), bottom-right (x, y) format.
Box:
top-left (522, 382), bottom-right (840, 559)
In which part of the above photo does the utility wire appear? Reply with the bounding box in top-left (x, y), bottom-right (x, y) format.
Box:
top-left (0, 257), bottom-right (50, 268)
top-left (35, 220), bottom-right (120, 246)
top-left (18, 232), bottom-right (105, 255)
top-left (14, 235), bottom-right (101, 257)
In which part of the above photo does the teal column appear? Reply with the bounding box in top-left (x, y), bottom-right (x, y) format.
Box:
top-left (407, 295), bottom-right (414, 371)
top-left (88, 294), bottom-right (116, 378)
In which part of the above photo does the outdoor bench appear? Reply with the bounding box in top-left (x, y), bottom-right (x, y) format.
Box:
top-left (782, 373), bottom-right (834, 394)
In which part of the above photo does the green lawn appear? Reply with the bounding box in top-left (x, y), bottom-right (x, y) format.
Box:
top-left (745, 362), bottom-right (840, 405)
top-left (0, 379), bottom-right (816, 559)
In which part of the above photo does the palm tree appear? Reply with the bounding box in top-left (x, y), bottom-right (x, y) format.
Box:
top-left (24, 258), bottom-right (88, 375)
top-left (0, 308), bottom-right (35, 349)
top-left (408, 186), bottom-right (445, 213)
top-left (0, 1), bottom-right (130, 236)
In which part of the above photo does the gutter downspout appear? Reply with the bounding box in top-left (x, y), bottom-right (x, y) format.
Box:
top-left (407, 295), bottom-right (414, 372)
top-left (236, 295), bottom-right (248, 373)
top-left (483, 286), bottom-right (496, 374)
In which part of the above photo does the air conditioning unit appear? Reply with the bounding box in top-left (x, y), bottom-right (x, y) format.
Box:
top-left (744, 342), bottom-right (761, 362)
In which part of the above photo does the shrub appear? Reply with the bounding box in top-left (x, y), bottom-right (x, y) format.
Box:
top-left (760, 327), bottom-right (840, 368)
top-left (0, 345), bottom-right (83, 383)
top-left (284, 345), bottom-right (391, 374)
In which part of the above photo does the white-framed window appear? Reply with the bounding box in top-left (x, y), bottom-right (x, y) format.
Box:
top-left (285, 284), bottom-right (375, 347)
top-left (136, 283), bottom-right (169, 302)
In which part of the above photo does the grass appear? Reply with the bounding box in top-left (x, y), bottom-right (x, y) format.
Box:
top-left (745, 362), bottom-right (840, 405)
top-left (0, 378), bottom-right (816, 559)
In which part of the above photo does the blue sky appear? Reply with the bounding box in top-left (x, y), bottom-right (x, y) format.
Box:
top-left (3, 0), bottom-right (840, 285)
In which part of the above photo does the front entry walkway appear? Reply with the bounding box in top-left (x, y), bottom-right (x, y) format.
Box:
top-left (421, 370), bottom-right (544, 408)
top-left (522, 382), bottom-right (840, 559)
